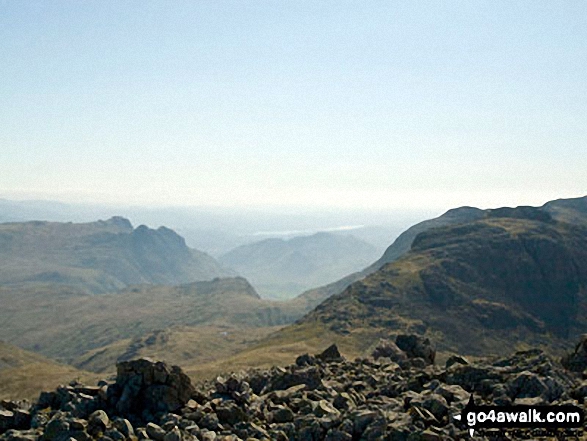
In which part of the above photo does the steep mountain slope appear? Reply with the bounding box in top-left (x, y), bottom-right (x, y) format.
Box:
top-left (0, 341), bottom-right (96, 400)
top-left (293, 206), bottom-right (485, 310)
top-left (0, 217), bottom-right (232, 293)
top-left (220, 232), bottom-right (378, 298)
top-left (543, 194), bottom-right (587, 225)
top-left (0, 278), bottom-right (304, 364)
top-left (293, 196), bottom-right (587, 311)
top-left (289, 207), bottom-right (587, 356)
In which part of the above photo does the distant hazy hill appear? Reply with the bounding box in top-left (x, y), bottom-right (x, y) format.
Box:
top-left (0, 340), bottom-right (96, 400)
top-left (0, 216), bottom-right (232, 293)
top-left (0, 277), bottom-right (303, 364)
top-left (219, 232), bottom-right (379, 299)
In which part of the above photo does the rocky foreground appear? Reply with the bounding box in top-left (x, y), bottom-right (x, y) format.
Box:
top-left (2, 335), bottom-right (587, 441)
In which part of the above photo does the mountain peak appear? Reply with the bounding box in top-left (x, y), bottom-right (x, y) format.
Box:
top-left (104, 216), bottom-right (133, 231)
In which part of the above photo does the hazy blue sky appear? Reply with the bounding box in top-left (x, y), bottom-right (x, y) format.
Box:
top-left (1, 1), bottom-right (586, 212)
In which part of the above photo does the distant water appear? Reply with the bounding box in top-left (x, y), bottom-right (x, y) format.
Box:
top-left (251, 225), bottom-right (365, 238)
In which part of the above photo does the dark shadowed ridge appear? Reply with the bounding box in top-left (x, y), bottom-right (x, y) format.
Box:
top-left (290, 197), bottom-right (587, 356)
top-left (292, 196), bottom-right (587, 312)
top-left (292, 206), bottom-right (485, 310)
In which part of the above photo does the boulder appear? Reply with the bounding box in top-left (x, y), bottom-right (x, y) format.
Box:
top-left (395, 335), bottom-right (435, 365)
top-left (507, 371), bottom-right (548, 399)
top-left (371, 340), bottom-right (407, 363)
top-left (316, 344), bottom-right (343, 362)
top-left (114, 359), bottom-right (195, 416)
top-left (561, 334), bottom-right (587, 372)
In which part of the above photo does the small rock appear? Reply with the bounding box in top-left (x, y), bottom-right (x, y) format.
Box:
top-left (507, 371), bottom-right (548, 399)
top-left (295, 354), bottom-right (316, 367)
top-left (271, 406), bottom-right (294, 423)
top-left (112, 418), bottom-right (134, 438)
top-left (44, 418), bottom-right (70, 441)
top-left (316, 344), bottom-right (342, 362)
top-left (163, 426), bottom-right (181, 441)
top-left (216, 401), bottom-right (246, 426)
top-left (445, 355), bottom-right (469, 368)
top-left (146, 422), bottom-right (166, 441)
top-left (88, 410), bottom-right (110, 435)
top-left (561, 334), bottom-right (587, 372)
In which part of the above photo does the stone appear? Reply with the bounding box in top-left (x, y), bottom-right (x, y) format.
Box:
top-left (163, 426), bottom-right (181, 441)
top-left (295, 354), bottom-right (316, 367)
top-left (265, 366), bottom-right (321, 392)
top-left (44, 418), bottom-right (70, 441)
top-left (112, 418), bottom-right (134, 438)
top-left (104, 428), bottom-right (125, 441)
top-left (270, 406), bottom-right (294, 423)
top-left (445, 355), bottom-right (469, 368)
top-left (146, 423), bottom-right (166, 441)
top-left (420, 429), bottom-right (444, 441)
top-left (372, 340), bottom-right (407, 362)
top-left (507, 371), bottom-right (548, 399)
top-left (200, 430), bottom-right (216, 441)
top-left (316, 344), bottom-right (342, 362)
top-left (421, 394), bottom-right (449, 420)
top-left (69, 419), bottom-right (87, 431)
top-left (349, 409), bottom-right (377, 434)
top-left (215, 402), bottom-right (246, 426)
top-left (332, 393), bottom-right (355, 411)
top-left (324, 428), bottom-right (352, 441)
top-left (114, 359), bottom-right (195, 416)
top-left (88, 410), bottom-right (110, 434)
top-left (434, 384), bottom-right (468, 404)
top-left (395, 335), bottom-right (436, 365)
top-left (0, 410), bottom-right (16, 433)
top-left (561, 334), bottom-right (587, 372)
top-left (313, 400), bottom-right (340, 418)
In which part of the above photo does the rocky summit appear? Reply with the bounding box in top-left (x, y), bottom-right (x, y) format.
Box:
top-left (2, 336), bottom-right (587, 441)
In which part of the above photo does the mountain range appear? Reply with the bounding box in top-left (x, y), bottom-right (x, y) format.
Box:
top-left (1, 195), bottom-right (587, 400)
top-left (241, 196), bottom-right (587, 368)
top-left (219, 232), bottom-right (379, 299)
top-left (0, 216), bottom-right (232, 294)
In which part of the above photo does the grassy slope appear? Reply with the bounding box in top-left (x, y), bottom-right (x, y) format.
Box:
top-left (0, 278), bottom-right (305, 363)
top-left (73, 324), bottom-right (284, 374)
top-left (0, 341), bottom-right (97, 401)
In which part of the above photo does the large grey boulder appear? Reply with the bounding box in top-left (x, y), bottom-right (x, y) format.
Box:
top-left (113, 358), bottom-right (195, 417)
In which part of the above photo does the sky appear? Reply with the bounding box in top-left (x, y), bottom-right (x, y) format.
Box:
top-left (1, 1), bottom-right (586, 213)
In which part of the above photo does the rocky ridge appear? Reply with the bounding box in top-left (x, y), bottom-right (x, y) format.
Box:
top-left (2, 336), bottom-right (587, 441)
